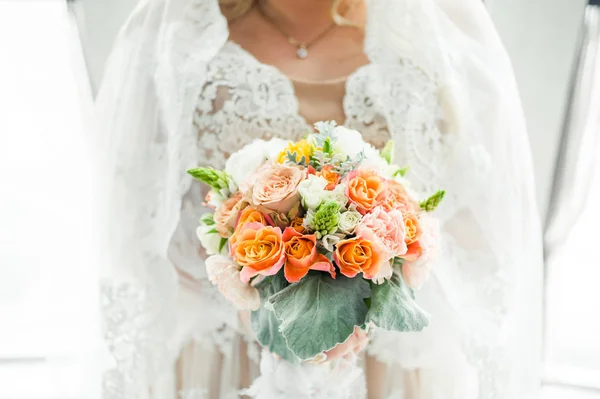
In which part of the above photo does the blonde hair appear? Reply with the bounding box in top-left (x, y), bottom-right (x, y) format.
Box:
top-left (220, 0), bottom-right (356, 26)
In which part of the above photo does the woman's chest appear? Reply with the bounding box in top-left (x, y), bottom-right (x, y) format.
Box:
top-left (192, 43), bottom-right (445, 197)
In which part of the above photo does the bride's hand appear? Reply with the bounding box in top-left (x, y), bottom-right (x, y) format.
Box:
top-left (316, 326), bottom-right (369, 363)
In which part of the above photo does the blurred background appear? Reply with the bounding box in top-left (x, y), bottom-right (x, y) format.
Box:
top-left (0, 0), bottom-right (599, 397)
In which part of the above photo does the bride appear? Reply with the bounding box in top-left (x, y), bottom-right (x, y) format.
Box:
top-left (96, 0), bottom-right (544, 398)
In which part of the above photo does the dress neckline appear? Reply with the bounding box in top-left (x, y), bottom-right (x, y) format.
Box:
top-left (225, 41), bottom-right (373, 127)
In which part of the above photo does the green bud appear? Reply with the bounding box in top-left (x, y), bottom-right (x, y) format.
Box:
top-left (420, 190), bottom-right (446, 212)
top-left (310, 201), bottom-right (340, 237)
top-left (187, 167), bottom-right (231, 191)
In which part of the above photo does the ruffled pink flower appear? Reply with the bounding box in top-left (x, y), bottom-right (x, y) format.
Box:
top-left (356, 206), bottom-right (407, 259)
top-left (205, 255), bottom-right (260, 310)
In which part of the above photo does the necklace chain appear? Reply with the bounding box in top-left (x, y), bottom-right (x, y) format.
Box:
top-left (256, 1), bottom-right (356, 59)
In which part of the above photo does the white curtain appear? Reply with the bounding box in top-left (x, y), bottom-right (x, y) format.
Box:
top-left (0, 1), bottom-right (103, 397)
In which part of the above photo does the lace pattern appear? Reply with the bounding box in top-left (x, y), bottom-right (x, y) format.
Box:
top-left (101, 0), bottom-right (539, 398)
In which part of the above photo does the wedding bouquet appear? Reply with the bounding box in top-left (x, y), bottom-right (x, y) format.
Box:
top-left (189, 122), bottom-right (444, 364)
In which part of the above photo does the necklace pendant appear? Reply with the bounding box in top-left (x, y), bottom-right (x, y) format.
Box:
top-left (296, 46), bottom-right (308, 59)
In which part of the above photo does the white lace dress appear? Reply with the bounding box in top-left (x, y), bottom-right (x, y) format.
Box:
top-left (167, 40), bottom-right (471, 399)
top-left (98, 1), bottom-right (543, 398)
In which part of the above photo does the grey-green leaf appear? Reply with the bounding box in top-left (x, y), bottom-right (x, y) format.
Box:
top-left (251, 273), bottom-right (300, 364)
top-left (268, 272), bottom-right (370, 361)
top-left (366, 271), bottom-right (430, 332)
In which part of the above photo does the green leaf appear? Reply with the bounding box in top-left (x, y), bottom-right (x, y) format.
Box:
top-left (381, 140), bottom-right (395, 164)
top-left (268, 272), bottom-right (370, 361)
top-left (206, 228), bottom-right (218, 235)
top-left (200, 213), bottom-right (215, 226)
top-left (419, 190), bottom-right (446, 212)
top-left (218, 237), bottom-right (228, 253)
top-left (366, 271), bottom-right (430, 332)
top-left (394, 166), bottom-right (410, 177)
top-left (323, 137), bottom-right (332, 155)
top-left (251, 272), bottom-right (300, 364)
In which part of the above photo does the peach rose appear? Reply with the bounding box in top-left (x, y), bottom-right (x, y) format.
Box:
top-left (334, 237), bottom-right (385, 280)
top-left (356, 206), bottom-right (407, 259)
top-left (214, 192), bottom-right (245, 238)
top-left (382, 180), bottom-right (420, 214)
top-left (402, 213), bottom-right (423, 261)
top-left (282, 228), bottom-right (335, 283)
top-left (252, 163), bottom-right (304, 214)
top-left (345, 169), bottom-right (387, 215)
top-left (205, 255), bottom-right (260, 310)
top-left (232, 222), bottom-right (285, 283)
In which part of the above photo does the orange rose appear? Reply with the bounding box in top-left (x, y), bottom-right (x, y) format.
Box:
top-left (235, 206), bottom-right (268, 231)
top-left (317, 165), bottom-right (340, 191)
top-left (402, 214), bottom-right (423, 261)
top-left (345, 169), bottom-right (387, 215)
top-left (290, 216), bottom-right (305, 233)
top-left (233, 222), bottom-right (285, 283)
top-left (214, 192), bottom-right (244, 238)
top-left (382, 180), bottom-right (420, 214)
top-left (334, 237), bottom-right (385, 280)
top-left (282, 228), bottom-right (335, 283)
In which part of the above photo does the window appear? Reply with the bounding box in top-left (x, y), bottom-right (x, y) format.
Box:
top-left (0, 1), bottom-right (101, 397)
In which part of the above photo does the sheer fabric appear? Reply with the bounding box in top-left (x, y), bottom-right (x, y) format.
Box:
top-left (96, 0), bottom-right (543, 398)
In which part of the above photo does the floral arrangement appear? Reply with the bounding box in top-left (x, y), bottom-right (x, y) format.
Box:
top-left (189, 122), bottom-right (445, 364)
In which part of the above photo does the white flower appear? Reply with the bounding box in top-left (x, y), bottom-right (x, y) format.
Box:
top-left (360, 146), bottom-right (397, 178)
top-left (196, 225), bottom-right (225, 256)
top-left (338, 210), bottom-right (362, 234)
top-left (331, 126), bottom-right (367, 157)
top-left (321, 234), bottom-right (342, 252)
top-left (326, 183), bottom-right (349, 210)
top-left (298, 175), bottom-right (348, 210)
top-left (205, 255), bottom-right (261, 311)
top-left (298, 175), bottom-right (329, 209)
top-left (205, 189), bottom-right (228, 209)
top-left (225, 138), bottom-right (288, 189)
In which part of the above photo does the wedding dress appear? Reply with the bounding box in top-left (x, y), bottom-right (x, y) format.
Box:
top-left (96, 0), bottom-right (544, 398)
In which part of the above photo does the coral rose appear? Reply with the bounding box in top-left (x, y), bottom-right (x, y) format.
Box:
top-left (232, 222), bottom-right (286, 283)
top-left (205, 255), bottom-right (260, 310)
top-left (282, 228), bottom-right (335, 283)
top-left (334, 237), bottom-right (385, 280)
top-left (402, 213), bottom-right (440, 289)
top-left (402, 213), bottom-right (423, 261)
top-left (252, 163), bottom-right (304, 214)
top-left (214, 191), bottom-right (245, 238)
top-left (309, 165), bottom-right (340, 191)
top-left (345, 169), bottom-right (387, 215)
top-left (382, 180), bottom-right (420, 214)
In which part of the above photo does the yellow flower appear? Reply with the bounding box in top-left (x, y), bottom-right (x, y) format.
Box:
top-left (277, 139), bottom-right (315, 164)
